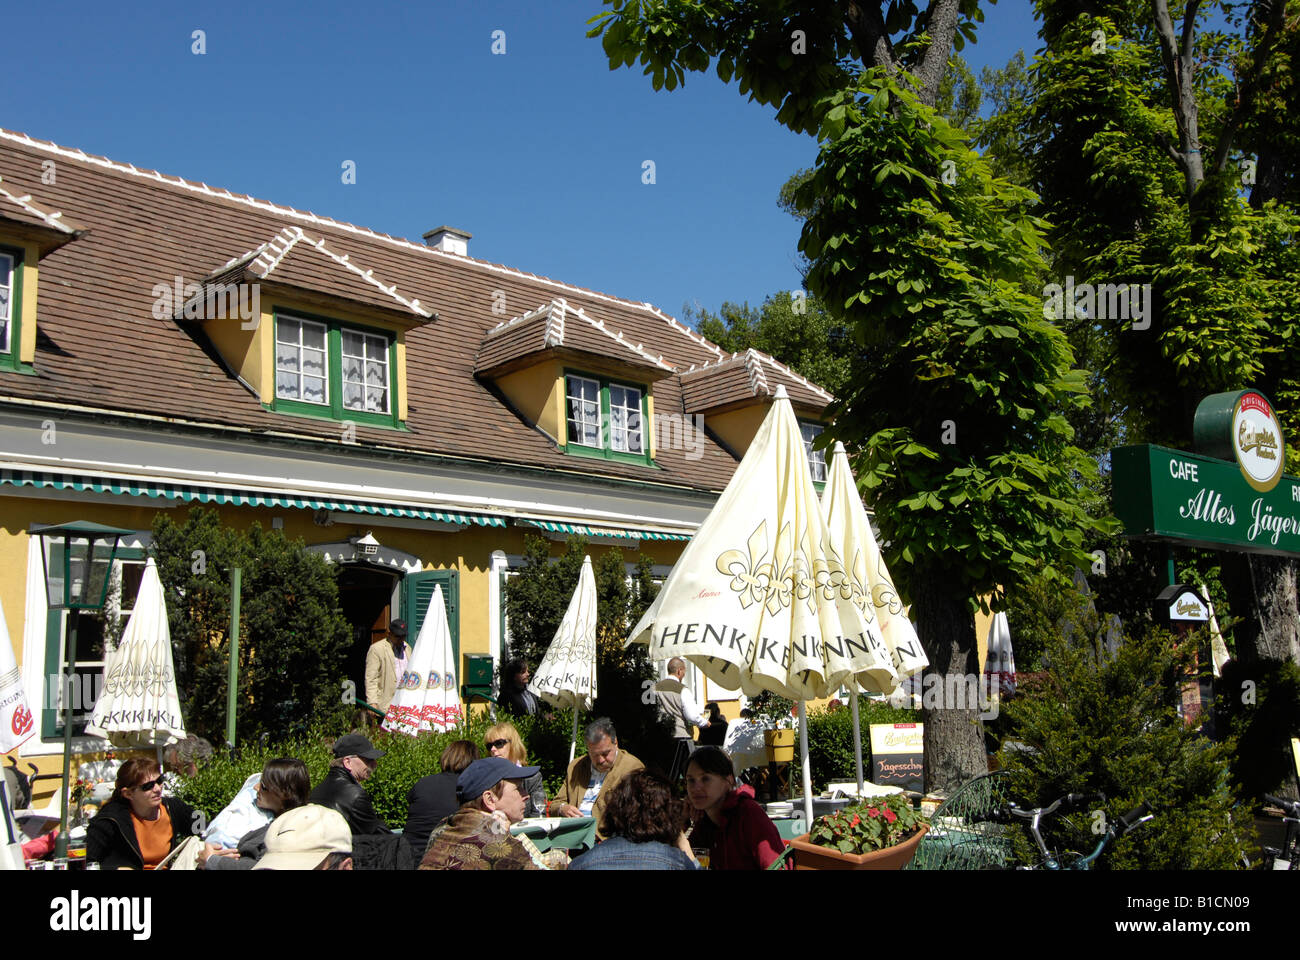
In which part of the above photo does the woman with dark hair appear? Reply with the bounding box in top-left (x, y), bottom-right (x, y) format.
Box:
top-left (697, 703), bottom-right (728, 746)
top-left (685, 746), bottom-right (788, 870)
top-left (499, 659), bottom-right (542, 718)
top-left (568, 770), bottom-right (698, 870)
top-left (86, 757), bottom-right (205, 870)
top-left (200, 757), bottom-right (311, 870)
top-left (403, 740), bottom-right (480, 856)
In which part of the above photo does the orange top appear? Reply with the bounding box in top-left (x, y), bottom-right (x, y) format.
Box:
top-left (131, 805), bottom-right (173, 870)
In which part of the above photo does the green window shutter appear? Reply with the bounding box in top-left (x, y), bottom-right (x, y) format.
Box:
top-left (41, 608), bottom-right (64, 739)
top-left (404, 569), bottom-right (459, 669)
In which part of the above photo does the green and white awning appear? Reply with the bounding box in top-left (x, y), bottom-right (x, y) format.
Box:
top-left (0, 468), bottom-right (507, 527)
top-left (515, 518), bottom-right (693, 541)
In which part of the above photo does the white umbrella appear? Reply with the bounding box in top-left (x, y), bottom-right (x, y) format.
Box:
top-left (983, 612), bottom-right (1016, 696)
top-left (529, 555), bottom-right (598, 762)
top-left (382, 585), bottom-right (463, 735)
top-left (85, 557), bottom-right (186, 749)
top-left (0, 596), bottom-right (36, 754)
top-left (628, 386), bottom-right (898, 823)
top-left (821, 441), bottom-right (929, 794)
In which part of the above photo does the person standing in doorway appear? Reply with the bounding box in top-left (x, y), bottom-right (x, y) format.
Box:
top-left (365, 619), bottom-right (408, 718)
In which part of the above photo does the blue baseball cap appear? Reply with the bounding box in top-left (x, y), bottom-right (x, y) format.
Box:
top-left (456, 757), bottom-right (539, 803)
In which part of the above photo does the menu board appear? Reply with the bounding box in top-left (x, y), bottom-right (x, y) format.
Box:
top-left (869, 722), bottom-right (924, 793)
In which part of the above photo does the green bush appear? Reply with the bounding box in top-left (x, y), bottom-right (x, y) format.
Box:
top-left (998, 623), bottom-right (1254, 869)
top-left (1214, 658), bottom-right (1300, 802)
top-left (806, 696), bottom-right (918, 790)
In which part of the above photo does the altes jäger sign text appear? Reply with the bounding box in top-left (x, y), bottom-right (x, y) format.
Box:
top-left (1113, 445), bottom-right (1300, 558)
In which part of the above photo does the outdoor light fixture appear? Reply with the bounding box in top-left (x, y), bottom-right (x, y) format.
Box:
top-left (355, 532), bottom-right (380, 556)
top-left (31, 520), bottom-right (134, 859)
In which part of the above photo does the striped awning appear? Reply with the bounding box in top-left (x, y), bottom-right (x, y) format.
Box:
top-left (0, 468), bottom-right (506, 527)
top-left (515, 518), bottom-right (693, 542)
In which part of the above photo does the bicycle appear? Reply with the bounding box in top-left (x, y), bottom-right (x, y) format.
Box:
top-left (981, 791), bottom-right (1154, 870)
top-left (1260, 794), bottom-right (1299, 870)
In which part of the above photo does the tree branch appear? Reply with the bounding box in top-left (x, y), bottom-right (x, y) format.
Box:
top-left (913, 0), bottom-right (965, 106)
top-left (1153, 129), bottom-right (1188, 169)
top-left (844, 1), bottom-right (896, 74)
top-left (1208, 0), bottom-right (1287, 178)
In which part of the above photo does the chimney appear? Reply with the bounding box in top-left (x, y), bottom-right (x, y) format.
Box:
top-left (422, 225), bottom-right (472, 256)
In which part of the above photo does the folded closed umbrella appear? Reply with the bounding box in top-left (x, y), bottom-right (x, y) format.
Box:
top-left (85, 557), bottom-right (186, 748)
top-left (383, 585), bottom-right (463, 734)
top-left (529, 555), bottom-right (598, 761)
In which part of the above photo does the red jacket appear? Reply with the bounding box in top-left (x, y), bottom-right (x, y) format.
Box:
top-left (692, 785), bottom-right (790, 870)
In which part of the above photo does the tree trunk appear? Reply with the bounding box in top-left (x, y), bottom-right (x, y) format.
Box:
top-left (1222, 554), bottom-right (1300, 667)
top-left (913, 578), bottom-right (987, 794)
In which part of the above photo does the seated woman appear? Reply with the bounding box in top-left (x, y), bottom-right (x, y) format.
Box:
top-left (685, 746), bottom-right (789, 870)
top-left (403, 739), bottom-right (480, 856)
top-left (87, 758), bottom-right (205, 870)
top-left (697, 703), bottom-right (728, 746)
top-left (484, 722), bottom-right (546, 818)
top-left (199, 758), bottom-right (311, 870)
top-left (569, 770), bottom-right (699, 870)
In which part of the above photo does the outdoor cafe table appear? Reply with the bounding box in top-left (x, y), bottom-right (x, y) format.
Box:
top-left (511, 816), bottom-right (598, 854)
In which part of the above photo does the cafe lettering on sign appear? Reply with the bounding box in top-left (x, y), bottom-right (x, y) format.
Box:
top-left (1113, 389), bottom-right (1299, 559)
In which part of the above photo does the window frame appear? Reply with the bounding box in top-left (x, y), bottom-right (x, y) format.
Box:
top-left (0, 244), bottom-right (26, 371)
top-left (562, 369), bottom-right (652, 466)
top-left (800, 420), bottom-right (828, 485)
top-left (270, 307), bottom-right (400, 428)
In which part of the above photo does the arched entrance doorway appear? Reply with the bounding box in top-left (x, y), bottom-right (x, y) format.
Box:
top-left (307, 540), bottom-right (423, 715)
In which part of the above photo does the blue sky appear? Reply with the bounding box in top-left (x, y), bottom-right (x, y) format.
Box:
top-left (6, 0), bottom-right (1039, 323)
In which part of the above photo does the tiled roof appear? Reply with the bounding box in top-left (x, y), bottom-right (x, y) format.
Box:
top-left (678, 349), bottom-right (834, 414)
top-left (476, 298), bottom-right (675, 377)
top-left (194, 226), bottom-right (434, 320)
top-left (0, 128), bottom-right (826, 494)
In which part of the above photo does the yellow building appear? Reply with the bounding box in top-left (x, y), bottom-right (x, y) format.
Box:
top-left (0, 130), bottom-right (842, 798)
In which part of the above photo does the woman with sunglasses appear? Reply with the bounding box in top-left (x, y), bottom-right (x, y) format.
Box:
top-left (86, 757), bottom-right (206, 870)
top-left (484, 722), bottom-right (546, 818)
top-left (199, 758), bottom-right (311, 870)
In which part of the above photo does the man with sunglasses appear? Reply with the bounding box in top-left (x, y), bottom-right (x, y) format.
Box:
top-left (307, 734), bottom-right (391, 837)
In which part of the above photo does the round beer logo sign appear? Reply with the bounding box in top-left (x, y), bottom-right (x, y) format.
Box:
top-left (1232, 392), bottom-right (1284, 492)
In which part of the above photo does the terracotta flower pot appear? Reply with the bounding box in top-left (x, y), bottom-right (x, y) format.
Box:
top-left (789, 824), bottom-right (929, 870)
top-left (764, 728), bottom-right (796, 762)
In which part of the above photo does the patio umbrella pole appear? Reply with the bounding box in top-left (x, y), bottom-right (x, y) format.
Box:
top-left (569, 707), bottom-right (578, 764)
top-left (797, 701), bottom-right (813, 827)
top-left (226, 567), bottom-right (241, 751)
top-left (850, 684), bottom-right (865, 796)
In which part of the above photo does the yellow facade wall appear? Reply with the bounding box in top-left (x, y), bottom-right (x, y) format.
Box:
top-left (707, 403), bottom-right (770, 455)
top-left (497, 360), bottom-right (564, 442)
top-left (19, 241), bottom-right (38, 364)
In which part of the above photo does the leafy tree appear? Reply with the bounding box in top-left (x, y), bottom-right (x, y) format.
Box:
top-left (150, 506), bottom-right (353, 746)
top-left (685, 291), bottom-right (856, 397)
top-left (1017, 4), bottom-right (1299, 803)
top-left (593, 0), bottom-right (1114, 792)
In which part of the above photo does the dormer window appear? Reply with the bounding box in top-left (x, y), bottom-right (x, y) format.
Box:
top-left (801, 421), bottom-right (827, 482)
top-left (565, 371), bottom-right (649, 463)
top-left (272, 309), bottom-right (398, 426)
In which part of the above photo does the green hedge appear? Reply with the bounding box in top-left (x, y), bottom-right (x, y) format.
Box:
top-left (177, 698), bottom-right (919, 827)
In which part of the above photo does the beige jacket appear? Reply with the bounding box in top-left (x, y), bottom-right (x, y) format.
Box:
top-left (365, 640), bottom-right (398, 712)
top-left (552, 748), bottom-right (644, 838)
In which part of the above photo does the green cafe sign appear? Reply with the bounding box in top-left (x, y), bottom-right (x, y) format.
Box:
top-left (1113, 390), bottom-right (1299, 558)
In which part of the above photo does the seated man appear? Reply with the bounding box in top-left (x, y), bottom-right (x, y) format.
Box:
top-left (307, 734), bottom-right (390, 836)
top-left (550, 717), bottom-right (643, 837)
top-left (419, 757), bottom-right (551, 870)
top-left (253, 805), bottom-right (353, 871)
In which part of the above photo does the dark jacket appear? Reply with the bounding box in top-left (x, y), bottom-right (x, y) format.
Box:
top-left (86, 796), bottom-right (201, 870)
top-left (204, 822), bottom-right (270, 871)
top-left (499, 683), bottom-right (541, 718)
top-left (307, 765), bottom-right (390, 837)
top-left (402, 772), bottom-right (460, 856)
